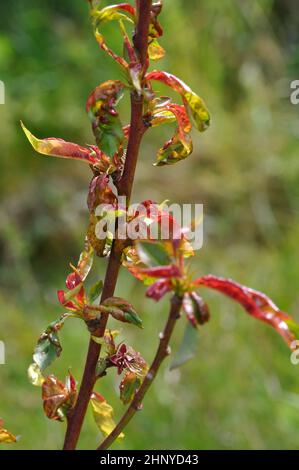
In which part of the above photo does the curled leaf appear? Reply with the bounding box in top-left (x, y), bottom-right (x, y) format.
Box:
top-left (90, 391), bottom-right (124, 439)
top-left (91, 2), bottom-right (134, 70)
top-left (109, 343), bottom-right (148, 376)
top-left (120, 371), bottom-right (141, 404)
top-left (102, 297), bottom-right (143, 328)
top-left (42, 372), bottom-right (77, 421)
top-left (86, 80), bottom-right (125, 158)
top-left (195, 275), bottom-right (299, 349)
top-left (146, 70), bottom-right (210, 131)
top-left (151, 103), bottom-right (193, 165)
top-left (21, 121), bottom-right (107, 170)
top-left (28, 363), bottom-right (45, 387)
top-left (33, 328), bottom-right (62, 372)
top-left (182, 292), bottom-right (210, 327)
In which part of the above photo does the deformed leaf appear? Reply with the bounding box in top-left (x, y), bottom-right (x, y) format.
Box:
top-left (33, 329), bottom-right (62, 371)
top-left (195, 275), bottom-right (299, 349)
top-left (146, 70), bottom-right (210, 131)
top-left (86, 80), bottom-right (125, 158)
top-left (148, 38), bottom-right (165, 61)
top-left (151, 103), bottom-right (193, 166)
top-left (120, 371), bottom-right (141, 404)
top-left (170, 321), bottom-right (199, 370)
top-left (28, 363), bottom-right (45, 387)
top-left (42, 372), bottom-right (77, 421)
top-left (21, 121), bottom-right (103, 166)
top-left (90, 391), bottom-right (124, 439)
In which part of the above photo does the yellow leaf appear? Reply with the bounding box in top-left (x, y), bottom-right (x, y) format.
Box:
top-left (0, 420), bottom-right (17, 444)
top-left (90, 392), bottom-right (124, 439)
top-left (28, 363), bottom-right (45, 387)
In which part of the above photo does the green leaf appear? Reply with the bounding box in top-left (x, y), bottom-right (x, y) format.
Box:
top-left (92, 108), bottom-right (124, 158)
top-left (89, 280), bottom-right (103, 303)
top-left (137, 240), bottom-right (172, 267)
top-left (170, 321), bottom-right (199, 370)
top-left (123, 309), bottom-right (143, 329)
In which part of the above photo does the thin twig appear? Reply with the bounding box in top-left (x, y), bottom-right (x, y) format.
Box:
top-left (63, 0), bottom-right (153, 450)
top-left (97, 295), bottom-right (183, 450)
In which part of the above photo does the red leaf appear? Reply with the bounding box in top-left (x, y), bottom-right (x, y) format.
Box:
top-left (21, 122), bottom-right (106, 168)
top-left (146, 279), bottom-right (172, 301)
top-left (146, 71), bottom-right (210, 131)
top-left (195, 275), bottom-right (299, 348)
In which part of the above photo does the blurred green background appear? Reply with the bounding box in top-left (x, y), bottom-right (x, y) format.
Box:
top-left (1, 0), bottom-right (299, 450)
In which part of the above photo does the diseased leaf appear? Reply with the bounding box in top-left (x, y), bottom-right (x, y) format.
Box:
top-left (148, 38), bottom-right (165, 61)
top-left (120, 371), bottom-right (141, 404)
top-left (76, 238), bottom-right (95, 281)
top-left (42, 372), bottom-right (77, 421)
top-left (170, 321), bottom-right (199, 370)
top-left (86, 80), bottom-right (125, 158)
top-left (21, 121), bottom-right (105, 166)
top-left (146, 71), bottom-right (210, 131)
top-left (151, 103), bottom-right (193, 165)
top-left (90, 391), bottom-right (124, 439)
top-left (0, 420), bottom-right (18, 444)
top-left (195, 275), bottom-right (299, 349)
top-left (33, 329), bottom-right (62, 371)
top-left (182, 292), bottom-right (210, 327)
top-left (28, 363), bottom-right (45, 387)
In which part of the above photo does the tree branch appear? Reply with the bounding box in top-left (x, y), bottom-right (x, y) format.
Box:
top-left (63, 0), bottom-right (152, 450)
top-left (97, 295), bottom-right (183, 450)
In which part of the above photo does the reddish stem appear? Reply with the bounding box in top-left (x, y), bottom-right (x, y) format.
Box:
top-left (63, 0), bottom-right (152, 450)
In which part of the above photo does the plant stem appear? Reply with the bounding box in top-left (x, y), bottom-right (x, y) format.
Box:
top-left (63, 0), bottom-right (152, 450)
top-left (97, 295), bottom-right (183, 450)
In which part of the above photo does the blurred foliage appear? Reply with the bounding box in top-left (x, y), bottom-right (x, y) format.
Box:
top-left (1, 0), bottom-right (299, 450)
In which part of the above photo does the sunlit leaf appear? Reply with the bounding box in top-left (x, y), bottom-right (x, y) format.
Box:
top-left (90, 391), bottom-right (124, 439)
top-left (195, 275), bottom-right (299, 349)
top-left (120, 371), bottom-right (141, 404)
top-left (28, 363), bottom-right (45, 387)
top-left (146, 71), bottom-right (210, 131)
top-left (151, 103), bottom-right (193, 165)
top-left (170, 321), bottom-right (199, 370)
top-left (148, 38), bottom-right (165, 61)
top-left (0, 420), bottom-right (18, 444)
top-left (21, 121), bottom-right (105, 166)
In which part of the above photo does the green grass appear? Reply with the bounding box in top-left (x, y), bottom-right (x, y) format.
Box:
top-left (1, 0), bottom-right (299, 450)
